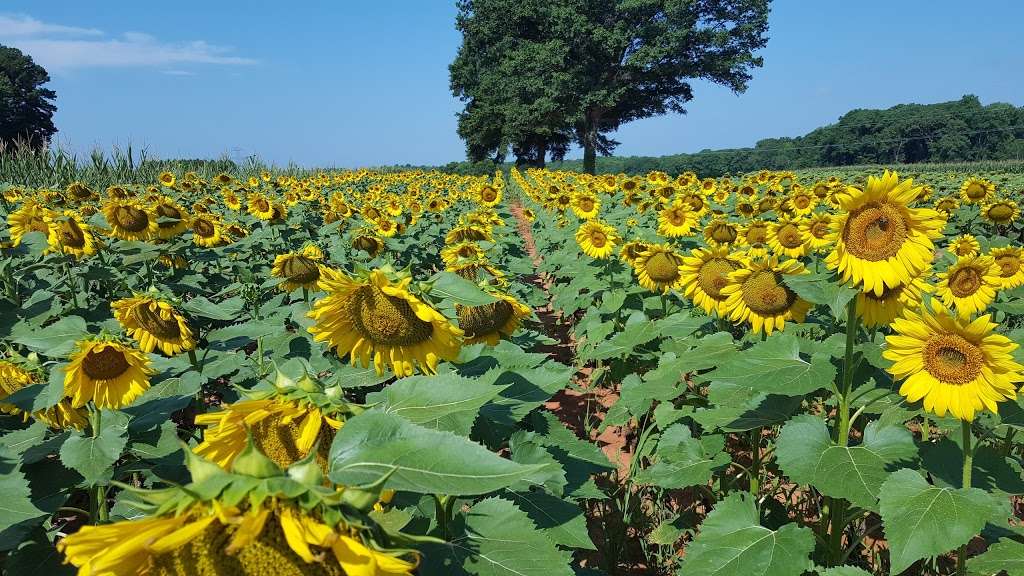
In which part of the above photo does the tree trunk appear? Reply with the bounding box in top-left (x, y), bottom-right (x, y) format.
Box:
top-left (582, 111), bottom-right (599, 175)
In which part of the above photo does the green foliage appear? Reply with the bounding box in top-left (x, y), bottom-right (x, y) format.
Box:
top-left (0, 45), bottom-right (57, 150)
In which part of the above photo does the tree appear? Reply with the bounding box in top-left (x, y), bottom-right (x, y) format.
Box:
top-left (450, 0), bottom-right (771, 173)
top-left (0, 45), bottom-right (57, 150)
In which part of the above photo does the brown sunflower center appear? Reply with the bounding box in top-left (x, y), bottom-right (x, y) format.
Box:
top-left (644, 251), bottom-right (682, 283)
top-left (810, 220), bottom-right (830, 239)
top-left (814, 185), bottom-right (829, 198)
top-left (685, 195), bottom-right (705, 211)
top-left (923, 334), bottom-right (983, 385)
top-left (745, 224), bottom-right (768, 245)
top-left (996, 254), bottom-right (1021, 278)
top-left (557, 195), bottom-right (571, 207)
top-left (664, 208), bottom-right (686, 226)
top-left (588, 231), bottom-right (607, 248)
top-left (965, 183), bottom-right (986, 199)
top-left (948, 265), bottom-right (983, 298)
top-left (155, 203), bottom-right (183, 228)
top-left (741, 270), bottom-right (797, 315)
top-left (698, 258), bottom-right (738, 299)
top-left (481, 187), bottom-right (497, 202)
top-left (708, 223), bottom-right (737, 244)
top-left (987, 203), bottom-right (1015, 222)
top-left (758, 198), bottom-right (775, 212)
top-left (777, 223), bottom-right (804, 249)
top-left (937, 199), bottom-right (957, 212)
top-left (135, 303), bottom-right (182, 340)
top-left (59, 219), bottom-right (87, 248)
top-left (843, 202), bottom-right (908, 261)
top-left (458, 300), bottom-right (514, 339)
top-left (352, 236), bottom-right (381, 255)
top-left (578, 198), bottom-right (595, 212)
top-left (81, 346), bottom-right (130, 380)
top-left (793, 195), bottom-right (811, 209)
top-left (349, 285), bottom-right (434, 346)
top-left (112, 205), bottom-right (151, 232)
top-left (282, 255), bottom-right (320, 285)
top-left (193, 218), bottom-right (216, 238)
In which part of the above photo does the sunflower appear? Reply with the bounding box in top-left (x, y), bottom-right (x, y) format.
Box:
top-left (981, 198), bottom-right (1019, 225)
top-left (571, 192), bottom-right (601, 220)
top-left (158, 171), bottom-right (176, 187)
top-left (739, 219), bottom-right (769, 249)
top-left (521, 207), bottom-right (536, 222)
top-left (767, 218), bottom-right (808, 259)
top-left (657, 201), bottom-right (696, 238)
top-left (989, 246), bottom-right (1024, 289)
top-left (619, 240), bottom-right (651, 267)
top-left (959, 177), bottom-right (995, 204)
top-left (884, 302), bottom-right (1022, 421)
top-left (679, 247), bottom-right (747, 316)
top-left (102, 199), bottom-right (158, 241)
top-left (457, 291), bottom-right (532, 345)
top-left (936, 255), bottom-right (1001, 318)
top-left (720, 257), bottom-right (811, 335)
top-left (57, 447), bottom-right (416, 576)
top-left (681, 191), bottom-right (709, 215)
top-left (66, 181), bottom-right (96, 203)
top-left (191, 214), bottom-right (223, 247)
top-left (46, 210), bottom-right (98, 258)
top-left (441, 241), bottom-right (485, 267)
top-left (447, 255), bottom-right (507, 286)
top-left (856, 272), bottom-right (932, 328)
top-left (152, 196), bottom-right (190, 239)
top-left (308, 268), bottom-right (463, 376)
top-left (222, 189), bottom-right (242, 211)
top-left (633, 243), bottom-right (685, 293)
top-left (351, 234), bottom-right (385, 257)
top-left (445, 224), bottom-right (492, 244)
top-left (826, 171), bottom-right (945, 296)
top-left (800, 213), bottom-right (833, 251)
top-left (703, 218), bottom-right (740, 247)
top-left (248, 193), bottom-right (275, 220)
top-left (64, 338), bottom-right (154, 409)
top-left (0, 360), bottom-right (87, 429)
top-left (947, 234), bottom-right (980, 258)
top-left (272, 250), bottom-right (324, 292)
top-left (5, 199), bottom-right (51, 246)
top-left (196, 399), bottom-right (340, 471)
top-left (789, 188), bottom-right (817, 216)
top-left (478, 184), bottom-right (502, 207)
top-left (934, 195), bottom-right (960, 216)
top-left (112, 294), bottom-right (195, 356)
top-left (575, 220), bottom-right (618, 259)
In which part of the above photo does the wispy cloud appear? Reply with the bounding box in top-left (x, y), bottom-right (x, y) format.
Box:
top-left (161, 69), bottom-right (197, 77)
top-left (0, 13), bottom-right (256, 71)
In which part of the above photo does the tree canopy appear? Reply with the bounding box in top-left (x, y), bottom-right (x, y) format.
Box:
top-left (0, 45), bottom-right (57, 151)
top-left (450, 0), bottom-right (771, 172)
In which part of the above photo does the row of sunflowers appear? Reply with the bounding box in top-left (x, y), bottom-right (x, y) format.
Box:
top-left (1, 163), bottom-right (1024, 575)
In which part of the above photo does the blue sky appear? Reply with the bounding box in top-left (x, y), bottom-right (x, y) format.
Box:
top-left (2, 1), bottom-right (1022, 168)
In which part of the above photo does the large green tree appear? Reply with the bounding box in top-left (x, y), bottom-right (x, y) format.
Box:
top-left (450, 0), bottom-right (771, 172)
top-left (0, 45), bottom-right (57, 150)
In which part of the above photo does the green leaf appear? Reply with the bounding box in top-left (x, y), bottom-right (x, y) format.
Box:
top-left (366, 372), bottom-right (507, 436)
top-left (634, 424), bottom-right (730, 489)
top-left (701, 334), bottom-right (837, 396)
top-left (3, 529), bottom-right (74, 576)
top-left (690, 382), bottom-right (801, 432)
top-left (182, 295), bottom-right (244, 321)
top-left (588, 312), bottom-right (659, 360)
top-left (329, 412), bottom-right (553, 496)
top-left (505, 490), bottom-right (595, 550)
top-left (784, 272), bottom-right (858, 319)
top-left (921, 439), bottom-right (1024, 495)
top-left (426, 271), bottom-right (498, 306)
top-left (661, 331), bottom-right (737, 372)
top-left (58, 411), bottom-right (129, 485)
top-left (817, 567), bottom-right (873, 576)
top-left (11, 316), bottom-right (88, 357)
top-left (0, 459), bottom-right (46, 536)
top-left (967, 538), bottom-right (1024, 576)
top-left (683, 492), bottom-right (815, 576)
top-left (775, 415), bottom-right (916, 510)
top-left (418, 497), bottom-right (573, 576)
top-left (879, 468), bottom-right (1007, 574)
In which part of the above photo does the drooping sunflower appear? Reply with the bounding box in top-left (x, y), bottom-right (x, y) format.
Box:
top-left (441, 241), bottom-right (485, 268)
top-left (935, 255), bottom-right (1001, 318)
top-left (0, 360), bottom-right (87, 429)
top-left (767, 217), bottom-right (808, 259)
top-left (800, 213), bottom-right (833, 252)
top-left (619, 240), bottom-right (651, 267)
top-left (247, 193), bottom-right (276, 220)
top-left (703, 218), bottom-right (740, 247)
top-left (934, 195), bottom-right (960, 216)
top-left (102, 199), bottom-right (158, 241)
top-left (112, 294), bottom-right (195, 356)
top-left (657, 201), bottom-right (696, 238)
top-left (855, 272), bottom-right (932, 328)
top-left (826, 171), bottom-right (945, 296)
top-left (445, 224), bottom-right (492, 244)
top-left (959, 176), bottom-right (995, 204)
top-left (884, 302), bottom-right (1022, 421)
top-left (46, 210), bottom-right (98, 258)
top-left (575, 219), bottom-right (618, 259)
top-left (5, 199), bottom-right (52, 246)
top-left (272, 246), bottom-right (324, 292)
top-left (64, 337), bottom-right (154, 409)
top-left (58, 446), bottom-right (416, 576)
top-left (351, 233), bottom-right (385, 257)
top-left (679, 247), bottom-right (748, 316)
top-left (152, 196), bottom-right (190, 239)
top-left (633, 243), bottom-right (685, 294)
top-left (457, 291), bottom-right (532, 345)
top-left (448, 255), bottom-right (508, 286)
top-left (308, 268), bottom-right (463, 376)
top-left (981, 198), bottom-right (1019, 225)
top-left (947, 234), bottom-right (980, 258)
top-left (720, 257), bottom-right (811, 335)
top-left (222, 188), bottom-right (243, 211)
top-left (191, 214), bottom-right (223, 247)
top-left (989, 246), bottom-right (1024, 289)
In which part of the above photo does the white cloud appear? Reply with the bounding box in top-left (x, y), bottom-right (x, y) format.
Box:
top-left (0, 13), bottom-right (256, 71)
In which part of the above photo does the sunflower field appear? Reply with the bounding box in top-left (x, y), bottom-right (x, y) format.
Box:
top-left (1, 164), bottom-right (1024, 576)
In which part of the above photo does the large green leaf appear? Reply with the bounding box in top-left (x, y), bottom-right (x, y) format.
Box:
top-left (633, 424), bottom-right (730, 489)
top-left (418, 497), bottom-right (574, 576)
top-left (784, 272), bottom-right (858, 319)
top-left (11, 316), bottom-right (88, 357)
top-left (661, 331), bottom-right (737, 372)
top-left (879, 469), bottom-right (1007, 574)
top-left (683, 492), bottom-right (814, 576)
top-left (182, 295), bottom-right (245, 321)
top-left (329, 412), bottom-right (553, 496)
top-left (365, 372), bottom-right (507, 436)
top-left (967, 538), bottom-right (1024, 576)
top-left (701, 333), bottom-right (837, 396)
top-left (58, 411), bottom-right (129, 485)
top-left (0, 459), bottom-right (45, 537)
top-left (426, 271), bottom-right (498, 306)
top-left (690, 382), bottom-right (802, 432)
top-left (588, 312), bottom-right (659, 360)
top-left (505, 490), bottom-right (595, 550)
top-left (775, 415), bottom-right (916, 510)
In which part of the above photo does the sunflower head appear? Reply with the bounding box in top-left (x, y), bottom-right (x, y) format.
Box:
top-left (633, 243), bottom-right (685, 294)
top-left (982, 198), bottom-right (1019, 225)
top-left (703, 218), bottom-right (740, 247)
top-left (46, 210), bottom-right (98, 258)
top-left (720, 256), bottom-right (811, 335)
top-left (989, 246), bottom-right (1024, 289)
top-left (657, 201), bottom-right (695, 238)
top-left (102, 199), bottom-right (158, 241)
top-left (959, 177), bottom-right (995, 204)
top-left (948, 234), bottom-right (980, 258)
top-left (457, 291), bottom-right (532, 345)
top-left (272, 252), bottom-right (323, 292)
top-left (112, 293), bottom-right (196, 356)
top-left (936, 255), bottom-right (1001, 318)
top-left (0, 359), bottom-right (87, 429)
top-left (64, 337), bottom-right (154, 409)
top-left (575, 220), bottom-right (618, 259)
top-left (680, 247), bottom-right (747, 316)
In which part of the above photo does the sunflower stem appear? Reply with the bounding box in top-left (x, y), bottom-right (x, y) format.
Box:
top-left (749, 427), bottom-right (761, 501)
top-left (1002, 428), bottom-right (1016, 457)
top-left (302, 287), bottom-right (310, 306)
top-left (957, 420), bottom-right (974, 576)
top-left (837, 297), bottom-right (859, 447)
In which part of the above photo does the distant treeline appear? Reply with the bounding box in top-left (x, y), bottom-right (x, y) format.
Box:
top-left (431, 95), bottom-right (1024, 176)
